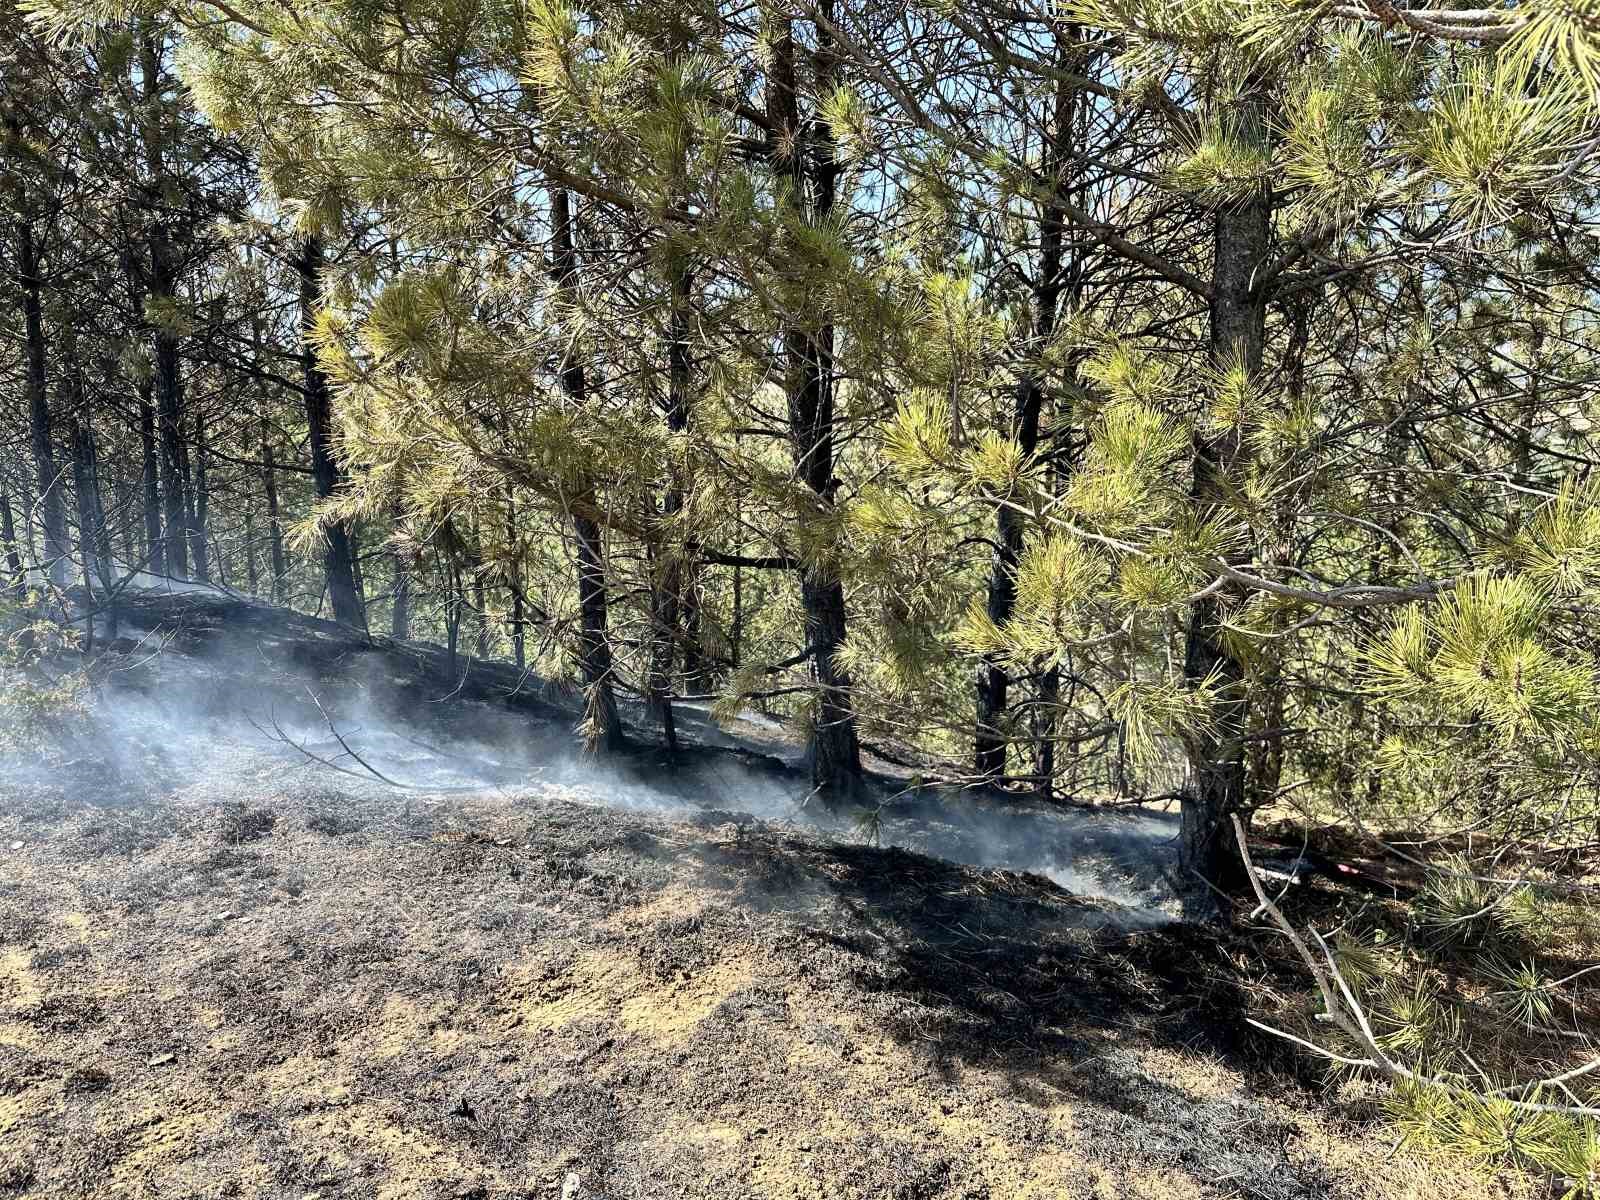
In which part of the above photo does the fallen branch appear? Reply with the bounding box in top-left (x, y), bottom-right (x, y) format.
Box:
top-left (249, 688), bottom-right (485, 794)
top-left (1232, 815), bottom-right (1600, 1118)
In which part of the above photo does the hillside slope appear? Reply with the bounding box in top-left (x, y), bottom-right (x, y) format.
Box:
top-left (0, 595), bottom-right (1523, 1199)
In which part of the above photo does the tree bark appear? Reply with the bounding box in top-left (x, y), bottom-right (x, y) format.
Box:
top-left (976, 36), bottom-right (1084, 785)
top-left (0, 492), bottom-right (23, 596)
top-left (68, 416), bottom-right (113, 595)
top-left (391, 498), bottom-right (411, 641)
top-left (648, 254), bottom-right (693, 752)
top-left (18, 222), bottom-right (69, 586)
top-left (140, 32), bottom-right (191, 581)
top-left (766, 9), bottom-right (863, 801)
top-left (549, 187), bottom-right (625, 752)
top-left (296, 235), bottom-right (367, 630)
top-left (1179, 89), bottom-right (1271, 904)
top-left (189, 406), bottom-right (210, 581)
top-left (260, 417), bottom-right (287, 603)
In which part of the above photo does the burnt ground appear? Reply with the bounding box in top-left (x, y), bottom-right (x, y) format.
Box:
top-left (0, 592), bottom-right (1529, 1199)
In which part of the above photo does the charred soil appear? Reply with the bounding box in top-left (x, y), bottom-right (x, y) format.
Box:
top-left (0, 593), bottom-right (1527, 1199)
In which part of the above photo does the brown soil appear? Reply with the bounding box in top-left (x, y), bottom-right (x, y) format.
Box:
top-left (0, 595), bottom-right (1531, 1199)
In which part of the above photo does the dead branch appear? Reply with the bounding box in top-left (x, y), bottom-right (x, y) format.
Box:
top-left (248, 690), bottom-right (484, 794)
top-left (1231, 815), bottom-right (1600, 1118)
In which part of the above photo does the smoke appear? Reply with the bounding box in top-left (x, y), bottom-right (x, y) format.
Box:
top-left (5, 590), bottom-right (1182, 924)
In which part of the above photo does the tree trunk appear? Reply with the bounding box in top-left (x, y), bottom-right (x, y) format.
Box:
top-left (189, 407), bottom-right (210, 581)
top-left (243, 508), bottom-right (259, 594)
top-left (138, 373), bottom-right (162, 577)
top-left (391, 498), bottom-right (411, 641)
top-left (767, 10), bottom-right (862, 801)
top-left (502, 491), bottom-right (522, 668)
top-left (549, 187), bottom-right (625, 752)
top-left (296, 235), bottom-right (367, 630)
top-left (260, 417), bottom-right (287, 603)
top-left (648, 255), bottom-right (693, 752)
top-left (68, 417), bottom-right (113, 595)
top-left (0, 493), bottom-right (21, 597)
top-left (1179, 90), bottom-right (1271, 905)
top-left (976, 44), bottom-right (1080, 782)
top-left (140, 33), bottom-right (191, 582)
top-left (18, 223), bottom-right (69, 586)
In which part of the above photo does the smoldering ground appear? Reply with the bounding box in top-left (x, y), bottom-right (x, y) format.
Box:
top-left (0, 590), bottom-right (1516, 1199)
top-left (32, 588), bottom-right (1185, 922)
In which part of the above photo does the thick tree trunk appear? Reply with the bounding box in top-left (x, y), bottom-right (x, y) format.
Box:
top-left (1179, 90), bottom-right (1271, 904)
top-left (18, 223), bottom-right (69, 586)
top-left (767, 12), bottom-right (862, 801)
top-left (549, 188), bottom-right (625, 752)
top-left (296, 235), bottom-right (367, 630)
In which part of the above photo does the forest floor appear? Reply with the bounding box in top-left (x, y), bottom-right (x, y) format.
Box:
top-left (0, 593), bottom-right (1533, 1199)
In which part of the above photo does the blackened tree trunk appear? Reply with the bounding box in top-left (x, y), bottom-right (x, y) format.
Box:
top-left (126, 259), bottom-right (165, 577)
top-left (501, 491), bottom-right (521, 667)
top-left (260, 417), bottom-right (287, 602)
top-left (648, 255), bottom-right (693, 753)
top-left (140, 33), bottom-right (190, 581)
top-left (976, 46), bottom-right (1080, 782)
top-left (391, 498), bottom-right (412, 641)
top-left (138, 373), bottom-right (162, 576)
top-left (767, 10), bottom-right (862, 801)
top-left (18, 222), bottom-right (69, 585)
top-left (1179, 90), bottom-right (1271, 904)
top-left (243, 509), bottom-right (259, 593)
top-left (549, 188), bottom-right (625, 752)
top-left (0, 492), bottom-right (24, 596)
top-left (68, 417), bottom-right (113, 595)
top-left (189, 406), bottom-right (210, 581)
top-left (296, 235), bottom-right (367, 630)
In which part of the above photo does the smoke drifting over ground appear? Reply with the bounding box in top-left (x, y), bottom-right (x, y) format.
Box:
top-left (16, 587), bottom-right (1181, 923)
top-left (0, 590), bottom-right (1494, 1200)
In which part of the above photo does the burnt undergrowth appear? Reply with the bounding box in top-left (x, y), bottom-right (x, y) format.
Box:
top-left (0, 588), bottom-right (1474, 1198)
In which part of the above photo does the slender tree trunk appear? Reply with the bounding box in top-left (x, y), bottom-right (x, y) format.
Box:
top-left (153, 293), bottom-right (189, 581)
top-left (127, 256), bottom-right (164, 578)
top-left (260, 417), bottom-right (287, 602)
top-left (18, 223), bottom-right (69, 586)
top-left (766, 11), bottom-right (862, 801)
top-left (243, 509), bottom-right (259, 594)
top-left (296, 235), bottom-right (367, 630)
top-left (549, 188), bottom-right (625, 752)
top-left (391, 498), bottom-right (411, 641)
top-left (141, 33), bottom-right (191, 581)
top-left (445, 556), bottom-right (462, 680)
top-left (472, 526), bottom-right (490, 659)
top-left (189, 407), bottom-right (210, 581)
top-left (0, 492), bottom-right (22, 597)
top-left (502, 491), bottom-right (522, 668)
top-left (68, 418), bottom-right (109, 594)
top-left (649, 254), bottom-right (693, 752)
top-left (977, 44), bottom-right (1080, 783)
top-left (1179, 89), bottom-right (1272, 904)
top-left (138, 374), bottom-right (162, 577)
